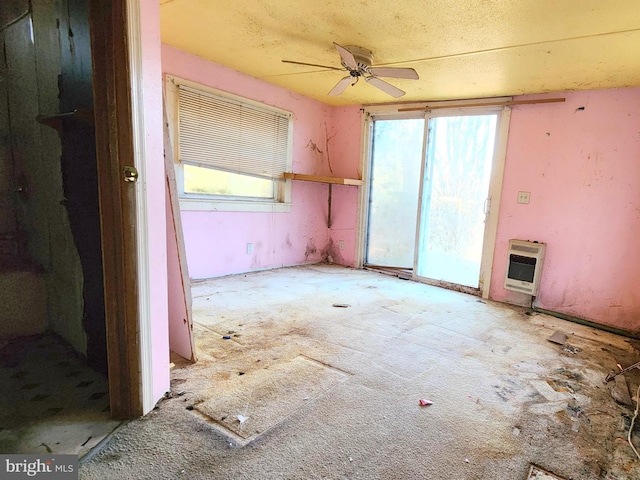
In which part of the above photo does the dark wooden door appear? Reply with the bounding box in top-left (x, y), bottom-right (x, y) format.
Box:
top-left (58, 0), bottom-right (107, 374)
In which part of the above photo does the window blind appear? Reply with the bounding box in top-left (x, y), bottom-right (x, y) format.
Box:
top-left (177, 85), bottom-right (291, 179)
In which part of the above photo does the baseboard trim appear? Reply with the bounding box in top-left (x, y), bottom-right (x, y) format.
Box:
top-left (532, 307), bottom-right (640, 340)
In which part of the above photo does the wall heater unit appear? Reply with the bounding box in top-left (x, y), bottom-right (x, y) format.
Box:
top-left (504, 239), bottom-right (545, 296)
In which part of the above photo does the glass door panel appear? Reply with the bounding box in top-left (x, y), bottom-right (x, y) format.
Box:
top-left (365, 118), bottom-right (424, 268)
top-left (416, 114), bottom-right (497, 287)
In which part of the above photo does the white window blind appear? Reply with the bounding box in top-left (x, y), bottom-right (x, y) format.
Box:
top-left (177, 85), bottom-right (291, 179)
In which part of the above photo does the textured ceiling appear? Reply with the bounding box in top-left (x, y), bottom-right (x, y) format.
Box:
top-left (160, 0), bottom-right (640, 106)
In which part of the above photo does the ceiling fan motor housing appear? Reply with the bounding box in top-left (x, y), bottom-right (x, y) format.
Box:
top-left (344, 45), bottom-right (374, 71)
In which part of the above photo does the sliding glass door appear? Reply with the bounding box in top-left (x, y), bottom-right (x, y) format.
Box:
top-left (415, 114), bottom-right (497, 287)
top-left (365, 118), bottom-right (424, 268)
top-left (365, 109), bottom-right (501, 291)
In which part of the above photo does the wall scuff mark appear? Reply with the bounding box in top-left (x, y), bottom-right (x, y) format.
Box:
top-left (304, 239), bottom-right (317, 261)
top-left (305, 139), bottom-right (323, 154)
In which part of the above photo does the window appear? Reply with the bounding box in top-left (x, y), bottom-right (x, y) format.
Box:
top-left (166, 76), bottom-right (293, 212)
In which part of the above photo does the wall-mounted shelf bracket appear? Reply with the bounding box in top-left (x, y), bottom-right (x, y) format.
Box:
top-left (283, 172), bottom-right (363, 228)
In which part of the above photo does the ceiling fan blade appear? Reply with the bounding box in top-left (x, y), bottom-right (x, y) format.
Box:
top-left (368, 67), bottom-right (419, 80)
top-left (282, 60), bottom-right (343, 71)
top-left (328, 76), bottom-right (353, 96)
top-left (365, 76), bottom-right (406, 98)
top-left (333, 43), bottom-right (358, 70)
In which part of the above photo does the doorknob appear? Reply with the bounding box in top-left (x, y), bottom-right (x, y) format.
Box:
top-left (123, 166), bottom-right (138, 183)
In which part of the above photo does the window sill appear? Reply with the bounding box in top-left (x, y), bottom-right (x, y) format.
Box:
top-left (179, 197), bottom-right (292, 213)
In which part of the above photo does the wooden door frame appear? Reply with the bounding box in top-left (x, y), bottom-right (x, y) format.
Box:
top-left (89, 0), bottom-right (142, 419)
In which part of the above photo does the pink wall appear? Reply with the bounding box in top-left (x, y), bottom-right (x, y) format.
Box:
top-left (141, 0), bottom-right (170, 405)
top-left (490, 88), bottom-right (640, 333)
top-left (162, 45), bottom-right (341, 278)
top-left (180, 182), bottom-right (329, 278)
top-left (326, 106), bottom-right (363, 267)
top-left (161, 44), bottom-right (640, 337)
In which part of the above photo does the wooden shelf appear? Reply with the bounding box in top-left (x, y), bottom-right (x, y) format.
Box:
top-left (283, 172), bottom-right (363, 186)
top-left (283, 172), bottom-right (362, 227)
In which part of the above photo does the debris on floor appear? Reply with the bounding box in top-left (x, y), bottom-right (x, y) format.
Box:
top-left (527, 464), bottom-right (567, 479)
top-left (147, 265), bottom-right (640, 479)
top-left (562, 344), bottom-right (581, 354)
top-left (565, 403), bottom-right (585, 432)
top-left (554, 367), bottom-right (583, 382)
top-left (605, 359), bottom-right (640, 383)
top-left (611, 375), bottom-right (633, 406)
top-left (548, 331), bottom-right (568, 345)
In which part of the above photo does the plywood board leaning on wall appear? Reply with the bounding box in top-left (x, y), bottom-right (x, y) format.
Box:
top-left (163, 99), bottom-right (196, 363)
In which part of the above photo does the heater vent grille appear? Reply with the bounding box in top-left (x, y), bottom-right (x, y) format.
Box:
top-left (504, 239), bottom-right (545, 296)
top-left (511, 244), bottom-right (540, 254)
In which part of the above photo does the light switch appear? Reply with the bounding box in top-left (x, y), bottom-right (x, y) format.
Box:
top-left (517, 191), bottom-right (530, 204)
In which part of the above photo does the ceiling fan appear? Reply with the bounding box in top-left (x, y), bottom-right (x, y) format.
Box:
top-left (282, 43), bottom-right (419, 98)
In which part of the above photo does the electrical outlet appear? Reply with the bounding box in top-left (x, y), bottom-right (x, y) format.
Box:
top-left (246, 243), bottom-right (254, 254)
top-left (339, 240), bottom-right (345, 251)
top-left (517, 191), bottom-right (530, 204)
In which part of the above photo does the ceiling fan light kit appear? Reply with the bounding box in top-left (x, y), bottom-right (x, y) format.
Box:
top-left (282, 42), bottom-right (419, 98)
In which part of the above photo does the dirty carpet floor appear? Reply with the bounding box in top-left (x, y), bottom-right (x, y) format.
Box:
top-left (80, 264), bottom-right (640, 479)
